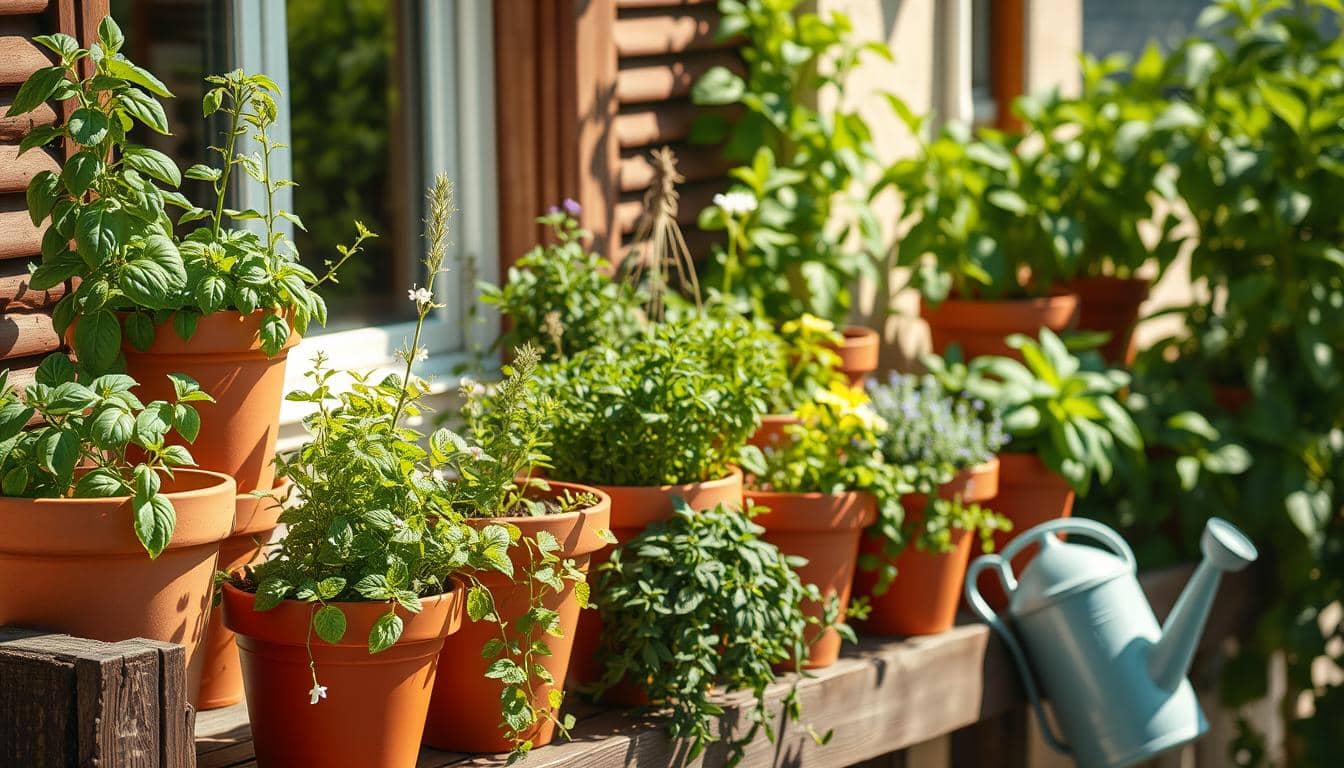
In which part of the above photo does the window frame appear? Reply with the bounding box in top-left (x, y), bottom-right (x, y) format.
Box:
top-left (227, 0), bottom-right (499, 447)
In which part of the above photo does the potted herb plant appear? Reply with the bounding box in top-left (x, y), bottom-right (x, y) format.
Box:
top-left (518, 311), bottom-right (779, 687)
top-left (480, 203), bottom-right (643, 360)
top-left (854, 372), bottom-right (1009, 635)
top-left (593, 498), bottom-right (824, 762)
top-left (0, 353), bottom-right (233, 698)
top-left (939, 330), bottom-right (1142, 602)
top-left (879, 117), bottom-right (1080, 360)
top-left (749, 312), bottom-right (842, 448)
top-left (740, 382), bottom-right (903, 667)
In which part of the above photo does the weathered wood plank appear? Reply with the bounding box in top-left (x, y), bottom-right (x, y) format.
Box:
top-left (1, 628), bottom-right (192, 768)
top-left (615, 52), bottom-right (740, 104)
top-left (0, 85), bottom-right (58, 141)
top-left (614, 8), bottom-right (729, 58)
top-left (0, 193), bottom-right (44, 260)
top-left (0, 143), bottom-right (59, 193)
top-left (0, 309), bottom-right (59, 359)
top-left (0, 1), bottom-right (51, 15)
top-left (0, 258), bottom-right (69, 311)
top-left (619, 144), bottom-right (730, 192)
top-left (0, 15), bottom-right (51, 86)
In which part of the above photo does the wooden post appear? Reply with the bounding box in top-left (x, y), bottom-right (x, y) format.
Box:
top-left (0, 627), bottom-right (195, 768)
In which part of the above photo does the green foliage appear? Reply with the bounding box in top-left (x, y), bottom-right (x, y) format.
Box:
top-left (594, 499), bottom-right (818, 763)
top-left (0, 354), bottom-right (209, 557)
top-left (691, 0), bottom-right (889, 324)
top-left (479, 208), bottom-right (644, 360)
top-left (10, 21), bottom-right (353, 374)
top-left (768, 313), bottom-right (845, 412)
top-left (526, 312), bottom-right (779, 486)
top-left (966, 330), bottom-right (1142, 496)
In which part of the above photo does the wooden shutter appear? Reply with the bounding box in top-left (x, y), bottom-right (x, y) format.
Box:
top-left (493, 0), bottom-right (736, 266)
top-left (0, 0), bottom-right (104, 389)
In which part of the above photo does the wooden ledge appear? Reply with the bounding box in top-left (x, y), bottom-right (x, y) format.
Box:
top-left (196, 563), bottom-right (1262, 768)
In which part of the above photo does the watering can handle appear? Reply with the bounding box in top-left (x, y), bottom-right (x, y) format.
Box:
top-left (964, 555), bottom-right (1072, 755)
top-left (997, 517), bottom-right (1138, 574)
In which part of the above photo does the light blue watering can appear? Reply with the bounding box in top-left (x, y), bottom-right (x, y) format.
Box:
top-left (965, 517), bottom-right (1258, 768)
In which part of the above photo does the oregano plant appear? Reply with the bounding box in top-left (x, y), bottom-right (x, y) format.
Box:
top-left (0, 353), bottom-right (211, 557)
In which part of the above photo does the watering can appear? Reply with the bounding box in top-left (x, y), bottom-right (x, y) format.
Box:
top-left (965, 517), bottom-right (1258, 768)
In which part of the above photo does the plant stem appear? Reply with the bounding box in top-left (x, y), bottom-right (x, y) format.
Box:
top-left (212, 83), bottom-right (246, 238)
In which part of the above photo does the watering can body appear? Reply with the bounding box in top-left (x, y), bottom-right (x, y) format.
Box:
top-left (965, 517), bottom-right (1257, 768)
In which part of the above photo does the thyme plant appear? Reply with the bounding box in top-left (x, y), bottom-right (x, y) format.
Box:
top-left (0, 353), bottom-right (210, 557)
top-left (594, 498), bottom-right (820, 764)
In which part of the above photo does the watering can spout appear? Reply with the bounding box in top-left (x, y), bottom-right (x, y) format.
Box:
top-left (1148, 518), bottom-right (1258, 690)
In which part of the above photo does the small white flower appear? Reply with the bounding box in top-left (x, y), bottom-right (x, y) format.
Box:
top-left (714, 191), bottom-right (758, 216)
top-left (407, 285), bottom-right (433, 308)
top-left (460, 376), bottom-right (477, 395)
top-left (413, 346), bottom-right (429, 363)
top-left (468, 445), bottom-right (484, 460)
top-left (308, 684), bottom-right (328, 705)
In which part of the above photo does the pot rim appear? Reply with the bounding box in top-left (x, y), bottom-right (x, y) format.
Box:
top-left (463, 480), bottom-right (613, 559)
top-left (839, 325), bottom-right (879, 346)
top-left (0, 467), bottom-right (235, 506)
top-left (588, 465), bottom-right (743, 496)
top-left (117, 308), bottom-right (300, 356)
top-left (232, 476), bottom-right (294, 538)
top-left (222, 576), bottom-right (466, 648)
top-left (743, 488), bottom-right (879, 531)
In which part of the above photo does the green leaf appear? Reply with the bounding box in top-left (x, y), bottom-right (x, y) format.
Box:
top-left (124, 311), bottom-right (156, 351)
top-left (2, 466), bottom-right (30, 496)
top-left (313, 605), bottom-right (347, 644)
top-left (74, 310), bottom-right (121, 375)
top-left (89, 403), bottom-right (135, 449)
top-left (691, 66), bottom-right (746, 106)
top-left (32, 33), bottom-right (79, 61)
top-left (172, 310), bottom-right (199, 342)
top-left (122, 146), bottom-right (182, 187)
top-left (105, 59), bottom-right (172, 98)
top-left (1258, 79), bottom-right (1306, 133)
top-left (159, 444), bottom-right (193, 467)
top-left (259, 313), bottom-right (290, 357)
top-left (44, 381), bottom-right (98, 414)
top-left (73, 468), bottom-right (125, 497)
top-left (368, 611), bottom-right (403, 653)
top-left (19, 124), bottom-right (62, 155)
top-left (467, 585), bottom-right (495, 622)
top-left (67, 108), bottom-right (109, 145)
top-left (133, 401), bottom-right (173, 446)
top-left (202, 88), bottom-right (223, 117)
top-left (132, 493), bottom-right (175, 557)
top-left (183, 164), bottom-right (222, 182)
top-left (117, 87), bottom-right (169, 134)
top-left (1203, 444), bottom-right (1252, 475)
top-left (98, 16), bottom-right (125, 53)
top-left (26, 171), bottom-right (63, 226)
top-left (36, 428), bottom-right (79, 483)
top-left (7, 67), bottom-right (67, 117)
top-left (132, 464), bottom-right (160, 500)
top-left (61, 151), bottom-right (104, 198)
top-left (253, 578), bottom-right (291, 611)
top-left (173, 404), bottom-right (200, 443)
top-left (34, 352), bottom-right (75, 387)
top-left (316, 577), bottom-right (346, 600)
top-left (195, 275), bottom-right (228, 314)
top-left (75, 201), bottom-right (127, 266)
top-left (0, 402), bottom-right (34, 442)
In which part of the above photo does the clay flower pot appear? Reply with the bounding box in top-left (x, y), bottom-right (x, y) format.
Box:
top-left (1065, 276), bottom-right (1151, 364)
top-left (743, 489), bottom-right (878, 668)
top-left (223, 581), bottom-right (465, 768)
top-left (973, 452), bottom-right (1075, 607)
top-left (566, 468), bottom-right (743, 689)
top-left (423, 482), bottom-right (612, 752)
top-left (854, 458), bottom-right (1001, 636)
top-left (0, 469), bottom-right (235, 701)
top-left (121, 310), bottom-right (298, 493)
top-left (920, 294), bottom-right (1079, 361)
top-left (197, 478), bottom-right (292, 711)
top-left (831, 325), bottom-right (880, 386)
top-left (749, 414), bottom-right (800, 449)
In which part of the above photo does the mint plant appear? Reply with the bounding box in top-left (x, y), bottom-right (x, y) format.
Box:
top-left (594, 498), bottom-right (820, 764)
top-left (0, 353), bottom-right (211, 557)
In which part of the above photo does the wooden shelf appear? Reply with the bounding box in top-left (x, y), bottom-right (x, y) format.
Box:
top-left (195, 563), bottom-right (1260, 768)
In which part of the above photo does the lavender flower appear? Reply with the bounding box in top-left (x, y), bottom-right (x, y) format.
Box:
top-left (562, 197), bottom-right (582, 217)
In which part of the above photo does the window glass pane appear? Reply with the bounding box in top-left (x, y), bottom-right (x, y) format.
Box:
top-left (286, 0), bottom-right (420, 329)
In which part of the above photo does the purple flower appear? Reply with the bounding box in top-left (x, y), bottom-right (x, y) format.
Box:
top-left (562, 197), bottom-right (582, 217)
top-left (547, 205), bottom-right (560, 215)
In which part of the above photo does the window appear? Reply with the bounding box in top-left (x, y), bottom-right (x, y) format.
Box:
top-left (937, 0), bottom-right (997, 127)
top-left (111, 1), bottom-right (499, 444)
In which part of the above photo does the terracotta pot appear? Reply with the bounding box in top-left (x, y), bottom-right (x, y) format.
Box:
top-left (567, 468), bottom-right (743, 690)
top-left (974, 452), bottom-right (1075, 607)
top-left (196, 478), bottom-right (292, 710)
top-left (749, 414), bottom-right (800, 449)
top-left (223, 581), bottom-right (464, 768)
top-left (423, 482), bottom-right (612, 752)
top-left (920, 294), bottom-right (1080, 361)
top-left (1065, 276), bottom-right (1151, 364)
top-left (121, 310), bottom-right (298, 493)
top-left (831, 325), bottom-right (880, 386)
top-left (0, 469), bottom-right (235, 702)
top-left (743, 489), bottom-right (878, 668)
top-left (855, 458), bottom-right (1000, 636)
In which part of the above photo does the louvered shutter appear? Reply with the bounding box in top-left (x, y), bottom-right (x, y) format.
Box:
top-left (493, 0), bottom-right (737, 265)
top-left (0, 0), bottom-right (104, 390)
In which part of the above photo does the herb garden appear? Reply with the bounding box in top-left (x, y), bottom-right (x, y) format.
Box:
top-left (0, 0), bottom-right (1339, 766)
